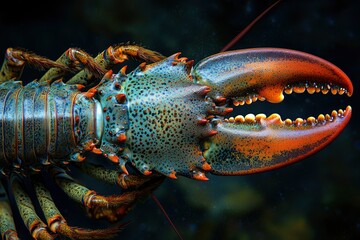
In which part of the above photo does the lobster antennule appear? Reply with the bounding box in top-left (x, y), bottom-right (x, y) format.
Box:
top-left (192, 48), bottom-right (353, 175)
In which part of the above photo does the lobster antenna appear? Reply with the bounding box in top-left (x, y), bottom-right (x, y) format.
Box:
top-left (151, 194), bottom-right (184, 240)
top-left (221, 0), bottom-right (282, 52)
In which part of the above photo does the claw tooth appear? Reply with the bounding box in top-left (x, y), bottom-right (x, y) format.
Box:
top-left (338, 88), bottom-right (345, 95)
top-left (245, 98), bottom-right (252, 105)
top-left (325, 114), bottom-right (331, 121)
top-left (233, 101), bottom-right (240, 106)
top-left (317, 114), bottom-right (325, 122)
top-left (258, 96), bottom-right (266, 101)
top-left (245, 114), bottom-right (256, 123)
top-left (295, 118), bottom-right (304, 126)
top-left (235, 115), bottom-right (245, 123)
top-left (284, 118), bottom-right (293, 125)
top-left (307, 116), bottom-right (316, 125)
top-left (268, 113), bottom-right (281, 120)
top-left (338, 109), bottom-right (344, 116)
top-left (228, 117), bottom-right (235, 123)
top-left (251, 95), bottom-right (258, 102)
top-left (239, 100), bottom-right (245, 105)
top-left (307, 86), bottom-right (316, 94)
top-left (255, 113), bottom-right (267, 121)
top-left (331, 110), bottom-right (338, 118)
top-left (284, 87), bottom-right (293, 94)
top-left (345, 106), bottom-right (351, 115)
top-left (331, 88), bottom-right (338, 95)
top-left (266, 114), bottom-right (282, 125)
top-left (293, 86), bottom-right (306, 93)
top-left (284, 88), bottom-right (292, 94)
top-left (321, 88), bottom-right (329, 94)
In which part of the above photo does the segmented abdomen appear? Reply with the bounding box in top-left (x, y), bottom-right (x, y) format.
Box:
top-left (0, 80), bottom-right (82, 171)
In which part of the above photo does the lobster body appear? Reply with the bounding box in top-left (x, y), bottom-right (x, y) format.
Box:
top-left (0, 45), bottom-right (353, 240)
top-left (0, 80), bottom-right (102, 172)
top-left (0, 54), bottom-right (214, 179)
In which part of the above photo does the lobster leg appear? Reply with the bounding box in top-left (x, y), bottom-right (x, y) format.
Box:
top-left (39, 48), bottom-right (106, 83)
top-left (52, 167), bottom-right (163, 222)
top-left (77, 162), bottom-right (161, 189)
top-left (11, 177), bottom-right (55, 240)
top-left (108, 44), bottom-right (166, 63)
top-left (32, 179), bottom-right (123, 240)
top-left (0, 48), bottom-right (69, 82)
top-left (66, 44), bottom-right (165, 86)
top-left (0, 181), bottom-right (19, 240)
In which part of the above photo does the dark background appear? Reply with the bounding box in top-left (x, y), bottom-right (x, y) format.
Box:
top-left (0, 0), bottom-right (359, 239)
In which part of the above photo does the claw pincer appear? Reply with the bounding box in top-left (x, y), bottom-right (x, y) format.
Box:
top-left (193, 48), bottom-right (353, 175)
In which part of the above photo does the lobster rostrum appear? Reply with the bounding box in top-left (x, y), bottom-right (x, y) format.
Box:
top-left (0, 43), bottom-right (353, 239)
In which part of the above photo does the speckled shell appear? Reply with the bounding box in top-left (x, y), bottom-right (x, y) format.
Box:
top-left (119, 54), bottom-right (214, 177)
top-left (0, 80), bottom-right (99, 171)
top-left (0, 80), bottom-right (76, 170)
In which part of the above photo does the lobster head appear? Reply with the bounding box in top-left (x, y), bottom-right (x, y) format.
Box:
top-left (99, 48), bottom-right (352, 180)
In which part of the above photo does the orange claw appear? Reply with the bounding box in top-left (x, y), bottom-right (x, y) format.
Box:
top-left (193, 48), bottom-right (353, 175)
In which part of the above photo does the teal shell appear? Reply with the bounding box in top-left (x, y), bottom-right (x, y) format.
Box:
top-left (99, 54), bottom-right (215, 177)
top-left (0, 54), bottom-right (218, 177)
top-left (0, 80), bottom-right (100, 172)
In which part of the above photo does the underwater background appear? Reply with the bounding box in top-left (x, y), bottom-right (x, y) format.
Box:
top-left (0, 0), bottom-right (359, 239)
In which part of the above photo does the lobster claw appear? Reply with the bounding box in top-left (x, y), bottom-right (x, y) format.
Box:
top-left (193, 48), bottom-right (353, 175)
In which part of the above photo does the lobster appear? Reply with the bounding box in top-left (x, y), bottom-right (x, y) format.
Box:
top-left (0, 43), bottom-right (353, 239)
top-left (0, 5), bottom-right (354, 238)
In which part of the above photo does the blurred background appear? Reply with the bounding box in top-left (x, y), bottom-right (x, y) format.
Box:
top-left (0, 0), bottom-right (359, 239)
